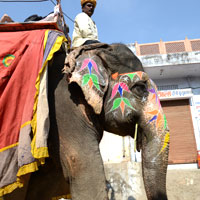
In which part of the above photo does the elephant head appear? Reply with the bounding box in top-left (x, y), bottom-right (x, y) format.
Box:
top-left (65, 43), bottom-right (170, 200)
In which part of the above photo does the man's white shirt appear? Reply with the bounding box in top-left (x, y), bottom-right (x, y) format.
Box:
top-left (72, 12), bottom-right (98, 48)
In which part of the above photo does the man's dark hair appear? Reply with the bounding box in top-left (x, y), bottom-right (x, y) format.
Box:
top-left (24, 14), bottom-right (43, 22)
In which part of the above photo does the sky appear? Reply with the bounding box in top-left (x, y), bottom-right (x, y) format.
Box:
top-left (1, 0), bottom-right (200, 45)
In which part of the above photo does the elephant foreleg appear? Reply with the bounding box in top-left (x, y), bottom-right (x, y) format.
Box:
top-left (24, 158), bottom-right (70, 200)
top-left (59, 131), bottom-right (108, 200)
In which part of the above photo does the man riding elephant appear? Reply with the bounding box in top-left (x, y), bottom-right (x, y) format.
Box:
top-left (72, 0), bottom-right (100, 48)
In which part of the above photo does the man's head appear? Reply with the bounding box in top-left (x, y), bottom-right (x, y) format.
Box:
top-left (81, 0), bottom-right (96, 17)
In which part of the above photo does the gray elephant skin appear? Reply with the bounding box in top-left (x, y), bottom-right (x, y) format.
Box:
top-left (4, 43), bottom-right (170, 200)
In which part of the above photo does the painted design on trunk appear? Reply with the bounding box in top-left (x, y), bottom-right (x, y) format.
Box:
top-left (148, 88), bottom-right (160, 106)
top-left (147, 109), bottom-right (162, 127)
top-left (144, 79), bottom-right (169, 159)
top-left (145, 81), bottom-right (168, 131)
top-left (80, 58), bottom-right (100, 90)
top-left (159, 132), bottom-right (170, 154)
top-left (147, 108), bottom-right (168, 129)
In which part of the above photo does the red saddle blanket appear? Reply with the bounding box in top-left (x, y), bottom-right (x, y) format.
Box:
top-left (0, 29), bottom-right (66, 196)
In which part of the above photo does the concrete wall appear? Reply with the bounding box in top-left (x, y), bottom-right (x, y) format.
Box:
top-left (140, 51), bottom-right (200, 67)
top-left (100, 132), bottom-right (136, 163)
top-left (104, 162), bottom-right (200, 200)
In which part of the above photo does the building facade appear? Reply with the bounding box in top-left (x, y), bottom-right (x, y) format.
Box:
top-left (100, 38), bottom-right (200, 168)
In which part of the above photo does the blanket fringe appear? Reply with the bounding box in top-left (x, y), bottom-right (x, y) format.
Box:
top-left (52, 194), bottom-right (71, 200)
top-left (0, 178), bottom-right (23, 197)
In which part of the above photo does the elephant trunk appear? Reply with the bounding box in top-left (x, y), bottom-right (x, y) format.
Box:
top-left (141, 134), bottom-right (169, 200)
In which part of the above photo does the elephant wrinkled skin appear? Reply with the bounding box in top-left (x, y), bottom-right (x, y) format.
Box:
top-left (4, 43), bottom-right (169, 200)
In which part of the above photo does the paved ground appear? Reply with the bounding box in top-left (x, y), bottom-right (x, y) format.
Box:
top-left (1, 161), bottom-right (199, 200)
top-left (167, 169), bottom-right (200, 200)
top-left (104, 162), bottom-right (200, 200)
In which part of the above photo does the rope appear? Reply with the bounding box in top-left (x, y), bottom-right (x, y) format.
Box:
top-left (49, 0), bottom-right (74, 23)
top-left (134, 123), bottom-right (138, 152)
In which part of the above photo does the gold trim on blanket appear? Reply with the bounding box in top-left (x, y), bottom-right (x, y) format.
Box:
top-left (0, 143), bottom-right (18, 153)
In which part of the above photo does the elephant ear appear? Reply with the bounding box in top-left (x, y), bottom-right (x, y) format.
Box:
top-left (69, 53), bottom-right (109, 114)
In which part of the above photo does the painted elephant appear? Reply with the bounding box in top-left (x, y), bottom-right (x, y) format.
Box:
top-left (4, 43), bottom-right (169, 200)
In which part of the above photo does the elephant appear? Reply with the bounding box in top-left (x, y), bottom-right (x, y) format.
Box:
top-left (3, 43), bottom-right (169, 200)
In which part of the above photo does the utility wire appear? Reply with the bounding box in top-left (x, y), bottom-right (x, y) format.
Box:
top-left (49, 0), bottom-right (56, 5)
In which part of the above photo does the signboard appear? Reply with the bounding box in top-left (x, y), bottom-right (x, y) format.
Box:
top-left (196, 104), bottom-right (200, 118)
top-left (158, 88), bottom-right (193, 100)
top-left (193, 96), bottom-right (200, 119)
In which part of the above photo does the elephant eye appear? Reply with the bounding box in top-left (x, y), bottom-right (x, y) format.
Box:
top-left (131, 81), bottom-right (148, 97)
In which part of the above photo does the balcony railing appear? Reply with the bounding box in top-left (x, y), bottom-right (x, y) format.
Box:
top-left (135, 37), bottom-right (200, 56)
